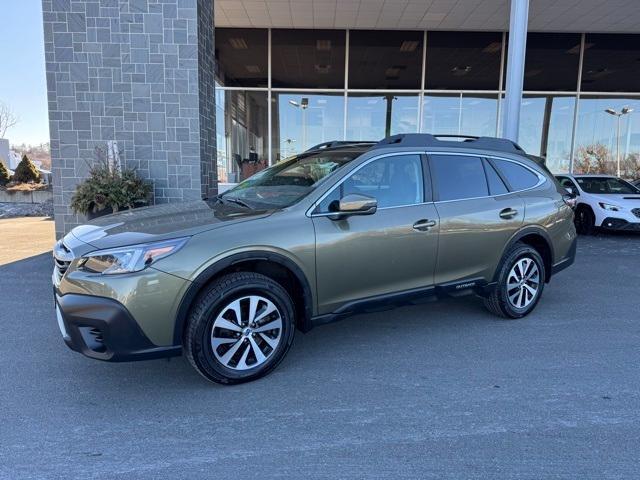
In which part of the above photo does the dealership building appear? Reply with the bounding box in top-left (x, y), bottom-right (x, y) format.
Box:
top-left (42, 0), bottom-right (640, 236)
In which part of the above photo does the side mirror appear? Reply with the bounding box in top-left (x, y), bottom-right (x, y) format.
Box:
top-left (565, 186), bottom-right (576, 195)
top-left (329, 194), bottom-right (377, 220)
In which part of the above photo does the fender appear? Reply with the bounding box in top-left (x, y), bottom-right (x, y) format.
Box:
top-left (172, 250), bottom-right (314, 344)
top-left (492, 225), bottom-right (555, 283)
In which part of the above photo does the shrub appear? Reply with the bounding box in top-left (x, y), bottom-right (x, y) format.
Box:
top-left (71, 159), bottom-right (153, 215)
top-left (0, 160), bottom-right (10, 186)
top-left (12, 154), bottom-right (41, 183)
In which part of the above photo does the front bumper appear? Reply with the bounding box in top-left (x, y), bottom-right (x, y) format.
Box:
top-left (54, 293), bottom-right (181, 362)
top-left (600, 217), bottom-right (640, 232)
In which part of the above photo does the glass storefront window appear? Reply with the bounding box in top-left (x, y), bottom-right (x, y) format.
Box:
top-left (523, 33), bottom-right (581, 91)
top-left (348, 30), bottom-right (423, 89)
top-left (271, 29), bottom-right (346, 89)
top-left (215, 90), bottom-right (269, 183)
top-left (582, 34), bottom-right (640, 93)
top-left (573, 97), bottom-right (640, 177)
top-left (518, 95), bottom-right (576, 173)
top-left (271, 93), bottom-right (345, 162)
top-left (346, 94), bottom-right (419, 141)
top-left (215, 28), bottom-right (268, 87)
top-left (425, 32), bottom-right (503, 90)
top-left (422, 94), bottom-right (498, 137)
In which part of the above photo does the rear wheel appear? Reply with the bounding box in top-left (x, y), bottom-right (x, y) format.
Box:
top-left (184, 272), bottom-right (295, 385)
top-left (575, 205), bottom-right (595, 235)
top-left (484, 242), bottom-right (545, 319)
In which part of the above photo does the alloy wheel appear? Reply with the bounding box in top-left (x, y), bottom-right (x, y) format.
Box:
top-left (211, 295), bottom-right (283, 370)
top-left (506, 257), bottom-right (540, 309)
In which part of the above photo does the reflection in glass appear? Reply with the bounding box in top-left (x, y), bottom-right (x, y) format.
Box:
top-left (422, 94), bottom-right (497, 137)
top-left (215, 90), bottom-right (268, 183)
top-left (518, 95), bottom-right (575, 173)
top-left (425, 32), bottom-right (503, 90)
top-left (522, 33), bottom-right (581, 91)
top-left (271, 29), bottom-right (346, 89)
top-left (348, 30), bottom-right (423, 89)
top-left (573, 97), bottom-right (640, 177)
top-left (582, 34), bottom-right (640, 93)
top-left (271, 93), bottom-right (344, 162)
top-left (215, 28), bottom-right (268, 87)
top-left (346, 94), bottom-right (418, 141)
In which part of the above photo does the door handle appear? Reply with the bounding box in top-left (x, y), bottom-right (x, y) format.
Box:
top-left (413, 219), bottom-right (437, 231)
top-left (499, 208), bottom-right (518, 219)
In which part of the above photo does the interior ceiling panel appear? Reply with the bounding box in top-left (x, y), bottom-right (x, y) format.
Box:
top-left (215, 0), bottom-right (640, 33)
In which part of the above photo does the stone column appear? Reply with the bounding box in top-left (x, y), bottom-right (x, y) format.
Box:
top-left (42, 0), bottom-right (216, 238)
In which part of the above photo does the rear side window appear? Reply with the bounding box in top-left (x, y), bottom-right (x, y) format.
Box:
top-left (493, 159), bottom-right (540, 191)
top-left (430, 155), bottom-right (488, 201)
top-left (483, 159), bottom-right (509, 195)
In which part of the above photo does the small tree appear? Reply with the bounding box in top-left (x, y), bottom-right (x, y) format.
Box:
top-left (12, 154), bottom-right (41, 183)
top-left (574, 143), bottom-right (611, 174)
top-left (0, 101), bottom-right (18, 138)
top-left (0, 159), bottom-right (10, 186)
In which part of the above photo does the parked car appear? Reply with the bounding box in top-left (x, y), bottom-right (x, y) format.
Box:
top-left (556, 174), bottom-right (640, 234)
top-left (53, 134), bottom-right (577, 384)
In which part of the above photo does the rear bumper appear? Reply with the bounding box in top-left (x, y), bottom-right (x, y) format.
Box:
top-left (600, 217), bottom-right (640, 232)
top-left (55, 293), bottom-right (181, 362)
top-left (551, 235), bottom-right (577, 277)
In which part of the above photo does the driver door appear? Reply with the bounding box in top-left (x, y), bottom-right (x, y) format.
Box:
top-left (311, 153), bottom-right (440, 314)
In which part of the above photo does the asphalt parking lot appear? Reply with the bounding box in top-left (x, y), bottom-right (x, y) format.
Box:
top-left (1, 233), bottom-right (639, 479)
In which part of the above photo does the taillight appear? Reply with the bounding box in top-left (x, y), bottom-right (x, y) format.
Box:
top-left (562, 194), bottom-right (577, 209)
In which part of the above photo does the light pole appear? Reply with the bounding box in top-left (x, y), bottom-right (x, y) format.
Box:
top-left (605, 106), bottom-right (633, 177)
top-left (289, 98), bottom-right (309, 150)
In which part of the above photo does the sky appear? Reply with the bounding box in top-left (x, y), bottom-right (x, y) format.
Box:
top-left (0, 0), bottom-right (49, 146)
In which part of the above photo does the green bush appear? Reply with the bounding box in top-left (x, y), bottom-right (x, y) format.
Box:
top-left (71, 160), bottom-right (153, 215)
top-left (0, 160), bottom-right (10, 186)
top-left (12, 154), bottom-right (41, 183)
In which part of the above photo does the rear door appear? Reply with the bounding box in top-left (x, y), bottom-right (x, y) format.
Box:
top-left (429, 153), bottom-right (525, 286)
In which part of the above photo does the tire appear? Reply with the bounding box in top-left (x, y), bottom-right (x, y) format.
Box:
top-left (575, 205), bottom-right (595, 235)
top-left (184, 272), bottom-right (296, 385)
top-left (484, 242), bottom-right (546, 319)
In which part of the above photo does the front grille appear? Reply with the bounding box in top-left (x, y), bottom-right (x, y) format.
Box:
top-left (632, 208), bottom-right (640, 219)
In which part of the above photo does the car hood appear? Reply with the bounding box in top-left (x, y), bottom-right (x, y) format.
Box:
top-left (586, 193), bottom-right (640, 207)
top-left (66, 200), bottom-right (274, 251)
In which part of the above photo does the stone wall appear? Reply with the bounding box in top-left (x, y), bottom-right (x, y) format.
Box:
top-left (42, 0), bottom-right (216, 238)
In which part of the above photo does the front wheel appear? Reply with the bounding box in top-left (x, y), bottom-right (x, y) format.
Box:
top-left (575, 206), bottom-right (595, 235)
top-left (184, 272), bottom-right (296, 385)
top-left (484, 243), bottom-right (545, 319)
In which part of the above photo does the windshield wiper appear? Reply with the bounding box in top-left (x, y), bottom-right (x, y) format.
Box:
top-left (222, 197), bottom-right (252, 209)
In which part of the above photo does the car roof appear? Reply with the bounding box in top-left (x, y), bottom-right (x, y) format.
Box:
top-left (304, 134), bottom-right (529, 158)
top-left (566, 174), bottom-right (618, 178)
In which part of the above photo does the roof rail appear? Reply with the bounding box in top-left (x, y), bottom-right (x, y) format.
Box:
top-left (372, 133), bottom-right (526, 155)
top-left (305, 140), bottom-right (376, 152)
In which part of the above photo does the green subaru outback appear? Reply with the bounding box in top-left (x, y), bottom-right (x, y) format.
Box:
top-left (53, 134), bottom-right (577, 384)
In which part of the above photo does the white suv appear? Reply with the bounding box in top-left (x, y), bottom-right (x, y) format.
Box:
top-left (556, 174), bottom-right (640, 234)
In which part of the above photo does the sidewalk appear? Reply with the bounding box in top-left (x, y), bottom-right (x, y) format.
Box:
top-left (0, 217), bottom-right (55, 265)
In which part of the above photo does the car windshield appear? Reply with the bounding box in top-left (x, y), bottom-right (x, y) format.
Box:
top-left (575, 177), bottom-right (640, 194)
top-left (220, 150), bottom-right (364, 208)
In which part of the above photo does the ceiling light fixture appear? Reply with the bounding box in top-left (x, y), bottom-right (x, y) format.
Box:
top-left (400, 41), bottom-right (419, 52)
top-left (229, 38), bottom-right (248, 50)
top-left (482, 42), bottom-right (502, 54)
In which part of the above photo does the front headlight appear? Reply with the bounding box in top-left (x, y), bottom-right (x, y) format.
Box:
top-left (78, 238), bottom-right (189, 275)
top-left (598, 202), bottom-right (621, 212)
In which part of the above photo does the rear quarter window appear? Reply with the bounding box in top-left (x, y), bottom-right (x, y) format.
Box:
top-left (493, 159), bottom-right (540, 191)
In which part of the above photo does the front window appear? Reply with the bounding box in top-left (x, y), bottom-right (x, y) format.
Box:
top-left (317, 154), bottom-right (425, 212)
top-left (221, 150), bottom-right (364, 209)
top-left (575, 177), bottom-right (640, 194)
